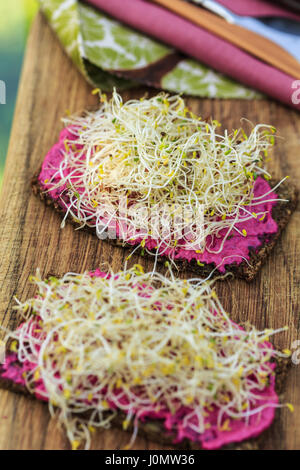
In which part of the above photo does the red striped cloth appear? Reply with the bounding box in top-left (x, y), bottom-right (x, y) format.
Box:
top-left (85, 0), bottom-right (300, 109)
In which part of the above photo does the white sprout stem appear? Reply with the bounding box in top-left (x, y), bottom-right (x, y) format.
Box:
top-left (3, 267), bottom-right (290, 449)
top-left (42, 90), bottom-right (282, 257)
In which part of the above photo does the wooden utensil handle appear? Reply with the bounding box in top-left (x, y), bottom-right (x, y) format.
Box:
top-left (151, 0), bottom-right (300, 78)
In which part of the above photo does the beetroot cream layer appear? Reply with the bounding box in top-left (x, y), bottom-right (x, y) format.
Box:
top-left (38, 127), bottom-right (278, 273)
top-left (1, 269), bottom-right (278, 450)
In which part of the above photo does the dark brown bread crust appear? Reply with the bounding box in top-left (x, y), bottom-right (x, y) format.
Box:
top-left (31, 173), bottom-right (298, 281)
top-left (0, 356), bottom-right (290, 450)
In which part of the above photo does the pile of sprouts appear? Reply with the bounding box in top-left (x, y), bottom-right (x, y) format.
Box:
top-left (7, 267), bottom-right (290, 449)
top-left (46, 90), bottom-right (286, 255)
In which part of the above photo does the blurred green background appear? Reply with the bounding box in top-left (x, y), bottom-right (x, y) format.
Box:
top-left (0, 0), bottom-right (38, 187)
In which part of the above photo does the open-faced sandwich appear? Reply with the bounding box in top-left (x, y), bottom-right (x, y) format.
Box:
top-left (0, 267), bottom-right (292, 450)
top-left (32, 91), bottom-right (297, 280)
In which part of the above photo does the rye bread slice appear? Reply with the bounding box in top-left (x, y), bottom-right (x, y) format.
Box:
top-left (0, 355), bottom-right (289, 450)
top-left (31, 173), bottom-right (298, 282)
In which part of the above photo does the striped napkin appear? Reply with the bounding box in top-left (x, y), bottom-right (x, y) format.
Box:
top-left (40, 0), bottom-right (300, 108)
top-left (39, 0), bottom-right (258, 99)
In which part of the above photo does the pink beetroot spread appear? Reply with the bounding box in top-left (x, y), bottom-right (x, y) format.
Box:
top-left (0, 271), bottom-right (278, 450)
top-left (38, 127), bottom-right (278, 273)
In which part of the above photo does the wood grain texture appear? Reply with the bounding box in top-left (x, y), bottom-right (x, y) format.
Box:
top-left (0, 12), bottom-right (299, 450)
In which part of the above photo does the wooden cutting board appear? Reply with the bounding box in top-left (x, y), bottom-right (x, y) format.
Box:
top-left (0, 12), bottom-right (299, 450)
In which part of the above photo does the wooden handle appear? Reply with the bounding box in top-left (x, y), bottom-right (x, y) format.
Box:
top-left (151, 0), bottom-right (300, 79)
